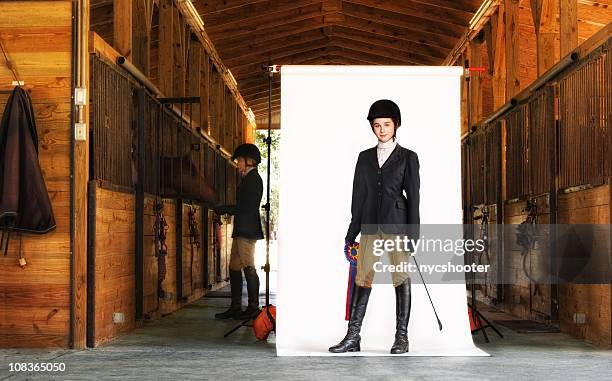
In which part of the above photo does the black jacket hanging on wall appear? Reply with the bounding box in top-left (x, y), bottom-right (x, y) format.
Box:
top-left (215, 168), bottom-right (264, 240)
top-left (0, 86), bottom-right (56, 235)
top-left (346, 143), bottom-right (420, 243)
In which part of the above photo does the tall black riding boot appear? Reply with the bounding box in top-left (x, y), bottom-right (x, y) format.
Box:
top-left (329, 285), bottom-right (372, 353)
top-left (215, 269), bottom-right (242, 319)
top-left (390, 278), bottom-right (411, 354)
top-left (236, 266), bottom-right (260, 319)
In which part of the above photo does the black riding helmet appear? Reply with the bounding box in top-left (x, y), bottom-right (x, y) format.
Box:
top-left (232, 143), bottom-right (261, 165)
top-left (367, 99), bottom-right (401, 127)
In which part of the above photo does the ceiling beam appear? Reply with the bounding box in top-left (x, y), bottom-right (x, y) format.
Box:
top-left (330, 25), bottom-right (448, 61)
top-left (342, 2), bottom-right (465, 39)
top-left (330, 35), bottom-right (439, 65)
top-left (199, 0), bottom-right (321, 26)
top-left (330, 38), bottom-right (423, 65)
top-left (224, 35), bottom-right (331, 68)
top-left (344, 0), bottom-right (472, 28)
top-left (196, 0), bottom-right (268, 15)
top-left (338, 14), bottom-right (457, 51)
top-left (221, 28), bottom-right (328, 60)
top-left (407, 0), bottom-right (481, 14)
top-left (213, 18), bottom-right (327, 51)
top-left (330, 45), bottom-right (416, 65)
top-left (230, 45), bottom-right (335, 77)
top-left (205, 3), bottom-right (324, 38)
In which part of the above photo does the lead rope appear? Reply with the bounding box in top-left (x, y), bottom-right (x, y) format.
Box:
top-left (516, 200), bottom-right (539, 295)
top-left (153, 201), bottom-right (169, 299)
top-left (188, 206), bottom-right (200, 293)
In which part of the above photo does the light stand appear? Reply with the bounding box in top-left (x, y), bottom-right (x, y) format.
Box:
top-left (465, 59), bottom-right (503, 342)
top-left (224, 63), bottom-right (278, 338)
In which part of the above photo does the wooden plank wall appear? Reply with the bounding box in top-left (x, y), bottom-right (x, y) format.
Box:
top-left (0, 1), bottom-right (73, 348)
top-left (92, 185), bottom-right (136, 347)
top-left (557, 184), bottom-right (611, 348)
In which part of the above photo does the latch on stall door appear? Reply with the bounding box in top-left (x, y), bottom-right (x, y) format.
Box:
top-left (74, 123), bottom-right (87, 141)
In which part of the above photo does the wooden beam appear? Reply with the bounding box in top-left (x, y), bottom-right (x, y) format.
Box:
top-left (188, 37), bottom-right (202, 128)
top-left (331, 37), bottom-right (426, 65)
top-left (222, 30), bottom-right (329, 66)
top-left (485, 4), bottom-right (506, 110)
top-left (199, 0), bottom-right (320, 26)
top-left (158, 0), bottom-right (173, 95)
top-left (505, 0), bottom-right (520, 98)
top-left (330, 25), bottom-right (448, 61)
top-left (200, 54), bottom-right (211, 135)
top-left (197, 0), bottom-right (267, 15)
top-left (225, 37), bottom-right (331, 69)
top-left (469, 37), bottom-right (483, 123)
top-left (560, 0), bottom-right (578, 57)
top-left (172, 8), bottom-right (187, 97)
top-left (230, 45), bottom-right (334, 77)
top-left (213, 18), bottom-right (326, 51)
top-left (530, 0), bottom-right (559, 74)
top-left (73, 0), bottom-right (90, 350)
top-left (339, 14), bottom-right (457, 51)
top-left (205, 3), bottom-right (324, 38)
top-left (113, 0), bottom-right (132, 58)
top-left (209, 68), bottom-right (222, 142)
top-left (344, 0), bottom-right (472, 28)
top-left (342, 2), bottom-right (464, 40)
top-left (407, 0), bottom-right (481, 14)
top-left (330, 35), bottom-right (438, 65)
top-left (133, 0), bottom-right (153, 75)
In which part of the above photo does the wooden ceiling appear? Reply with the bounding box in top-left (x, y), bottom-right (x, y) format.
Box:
top-left (89, 0), bottom-right (612, 128)
top-left (194, 0), bottom-right (483, 126)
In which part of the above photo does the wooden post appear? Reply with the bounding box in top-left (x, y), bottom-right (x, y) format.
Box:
top-left (559, 0), bottom-right (578, 57)
top-left (133, 0), bottom-right (153, 75)
top-left (469, 36), bottom-right (483, 124)
top-left (158, 0), bottom-right (173, 96)
top-left (73, 0), bottom-right (90, 350)
top-left (485, 4), bottom-right (506, 110)
top-left (113, 0), bottom-right (132, 59)
top-left (217, 77), bottom-right (226, 145)
top-left (200, 54), bottom-right (211, 135)
top-left (210, 67), bottom-right (221, 141)
top-left (531, 0), bottom-right (559, 74)
top-left (505, 0), bottom-right (520, 98)
top-left (188, 36), bottom-right (202, 128)
top-left (172, 9), bottom-right (186, 97)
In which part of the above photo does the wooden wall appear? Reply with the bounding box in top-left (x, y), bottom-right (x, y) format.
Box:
top-left (0, 1), bottom-right (73, 348)
top-left (90, 184), bottom-right (136, 347)
top-left (557, 184), bottom-right (612, 348)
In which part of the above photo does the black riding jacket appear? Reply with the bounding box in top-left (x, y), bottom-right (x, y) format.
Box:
top-left (345, 143), bottom-right (420, 243)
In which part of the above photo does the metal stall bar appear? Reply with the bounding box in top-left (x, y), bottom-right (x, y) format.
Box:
top-left (504, 103), bottom-right (529, 201)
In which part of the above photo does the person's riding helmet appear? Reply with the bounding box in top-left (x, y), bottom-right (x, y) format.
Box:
top-left (367, 99), bottom-right (401, 127)
top-left (232, 143), bottom-right (261, 165)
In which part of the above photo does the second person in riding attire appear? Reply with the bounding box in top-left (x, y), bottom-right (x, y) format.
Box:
top-left (214, 143), bottom-right (264, 320)
top-left (329, 99), bottom-right (420, 354)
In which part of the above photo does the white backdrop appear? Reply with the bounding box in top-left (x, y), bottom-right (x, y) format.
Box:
top-left (276, 65), bottom-right (488, 356)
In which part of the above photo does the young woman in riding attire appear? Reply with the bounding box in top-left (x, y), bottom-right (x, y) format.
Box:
top-left (214, 143), bottom-right (264, 320)
top-left (329, 99), bottom-right (421, 354)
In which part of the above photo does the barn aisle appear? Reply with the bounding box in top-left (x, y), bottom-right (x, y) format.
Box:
top-left (2, 294), bottom-right (612, 381)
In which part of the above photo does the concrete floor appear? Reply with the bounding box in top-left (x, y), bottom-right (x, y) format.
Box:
top-left (1, 290), bottom-right (612, 381)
